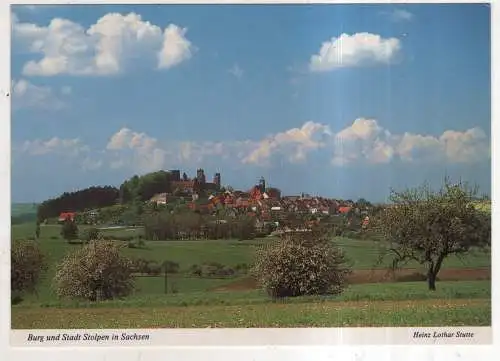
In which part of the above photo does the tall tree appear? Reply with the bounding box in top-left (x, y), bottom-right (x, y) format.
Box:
top-left (372, 178), bottom-right (491, 290)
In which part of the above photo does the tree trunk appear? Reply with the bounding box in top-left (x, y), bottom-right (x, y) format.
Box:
top-left (427, 254), bottom-right (446, 291)
top-left (164, 267), bottom-right (168, 294)
top-left (427, 270), bottom-right (437, 291)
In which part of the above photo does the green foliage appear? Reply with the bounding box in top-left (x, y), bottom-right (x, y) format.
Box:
top-left (82, 227), bottom-right (101, 242)
top-left (234, 263), bottom-right (250, 274)
top-left (252, 231), bottom-right (351, 298)
top-left (163, 260), bottom-right (180, 274)
top-left (146, 261), bottom-right (162, 276)
top-left (372, 178), bottom-right (491, 290)
top-left (37, 186), bottom-right (119, 221)
top-left (143, 211), bottom-right (257, 240)
top-left (188, 262), bottom-right (236, 278)
top-left (11, 239), bottom-right (48, 302)
top-left (61, 219), bottom-right (79, 242)
top-left (52, 240), bottom-right (135, 301)
top-left (126, 238), bottom-right (147, 249)
top-left (119, 171), bottom-right (172, 204)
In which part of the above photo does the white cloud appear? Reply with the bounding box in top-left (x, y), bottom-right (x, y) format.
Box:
top-left (20, 137), bottom-right (88, 156)
top-left (332, 118), bottom-right (489, 165)
top-left (11, 79), bottom-right (68, 110)
top-left (243, 121), bottom-right (332, 165)
top-left (157, 24), bottom-right (194, 69)
top-left (309, 33), bottom-right (402, 72)
top-left (15, 119), bottom-right (489, 175)
top-left (439, 128), bottom-right (489, 163)
top-left (228, 63), bottom-right (244, 79)
top-left (13, 12), bottom-right (194, 76)
top-left (106, 128), bottom-right (168, 172)
top-left (387, 9), bottom-right (414, 22)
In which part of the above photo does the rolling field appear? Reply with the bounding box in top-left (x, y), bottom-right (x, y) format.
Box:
top-left (10, 222), bottom-right (492, 328)
top-left (11, 203), bottom-right (38, 217)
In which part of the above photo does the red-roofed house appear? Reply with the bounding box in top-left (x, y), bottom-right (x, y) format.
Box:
top-left (338, 206), bottom-right (352, 214)
top-left (58, 212), bottom-right (76, 222)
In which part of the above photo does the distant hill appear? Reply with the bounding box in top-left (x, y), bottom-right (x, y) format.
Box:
top-left (11, 203), bottom-right (38, 224)
top-left (11, 203), bottom-right (38, 217)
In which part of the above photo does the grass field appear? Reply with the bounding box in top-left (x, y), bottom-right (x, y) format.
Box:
top-left (10, 221), bottom-right (492, 328)
top-left (12, 298), bottom-right (490, 329)
top-left (11, 203), bottom-right (38, 217)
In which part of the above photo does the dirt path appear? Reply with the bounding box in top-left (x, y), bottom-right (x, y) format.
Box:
top-left (212, 267), bottom-right (490, 291)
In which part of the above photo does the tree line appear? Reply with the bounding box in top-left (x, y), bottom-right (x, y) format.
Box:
top-left (36, 171), bottom-right (176, 222)
top-left (37, 186), bottom-right (120, 222)
top-left (143, 210), bottom-right (257, 240)
top-left (119, 171), bottom-right (173, 203)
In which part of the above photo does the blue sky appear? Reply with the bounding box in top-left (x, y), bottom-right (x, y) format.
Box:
top-left (11, 3), bottom-right (491, 203)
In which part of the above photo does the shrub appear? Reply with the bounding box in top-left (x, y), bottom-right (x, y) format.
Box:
top-left (188, 262), bottom-right (235, 278)
top-left (163, 260), bottom-right (180, 274)
top-left (252, 232), bottom-right (351, 299)
top-left (137, 238), bottom-right (146, 248)
top-left (82, 227), bottom-right (101, 242)
top-left (11, 240), bottom-right (47, 302)
top-left (130, 257), bottom-right (150, 274)
top-left (52, 240), bottom-right (134, 301)
top-left (234, 263), bottom-right (249, 274)
top-left (61, 219), bottom-right (79, 242)
top-left (201, 263), bottom-right (220, 277)
top-left (220, 266), bottom-right (235, 276)
top-left (188, 264), bottom-right (202, 276)
top-left (146, 261), bottom-right (162, 276)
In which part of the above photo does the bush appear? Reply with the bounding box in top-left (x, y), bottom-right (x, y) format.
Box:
top-left (130, 257), bottom-right (149, 274)
top-left (146, 261), bottom-right (162, 276)
top-left (252, 232), bottom-right (351, 299)
top-left (82, 227), bottom-right (101, 242)
top-left (52, 240), bottom-right (135, 301)
top-left (163, 260), bottom-right (180, 274)
top-left (201, 262), bottom-right (221, 277)
top-left (188, 262), bottom-right (235, 278)
top-left (61, 219), bottom-right (79, 241)
top-left (11, 240), bottom-right (47, 302)
top-left (188, 264), bottom-right (202, 276)
top-left (220, 266), bottom-right (235, 276)
top-left (235, 263), bottom-right (249, 274)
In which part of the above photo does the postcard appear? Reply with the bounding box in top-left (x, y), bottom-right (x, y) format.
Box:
top-left (3, 0), bottom-right (493, 355)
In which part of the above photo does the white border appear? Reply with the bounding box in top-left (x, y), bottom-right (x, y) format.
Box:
top-left (1, 0), bottom-right (497, 360)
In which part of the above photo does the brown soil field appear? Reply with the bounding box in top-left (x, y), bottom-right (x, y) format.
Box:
top-left (212, 267), bottom-right (491, 291)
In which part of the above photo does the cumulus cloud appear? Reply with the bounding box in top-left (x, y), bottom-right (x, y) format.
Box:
top-left (309, 33), bottom-right (402, 72)
top-left (15, 119), bottom-right (489, 175)
top-left (11, 79), bottom-right (69, 110)
top-left (243, 121), bottom-right (332, 165)
top-left (106, 127), bottom-right (168, 172)
top-left (19, 137), bottom-right (88, 156)
top-left (332, 118), bottom-right (489, 165)
top-left (12, 12), bottom-right (194, 76)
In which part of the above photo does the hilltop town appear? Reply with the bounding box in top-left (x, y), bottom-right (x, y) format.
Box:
top-left (35, 168), bottom-right (373, 240)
